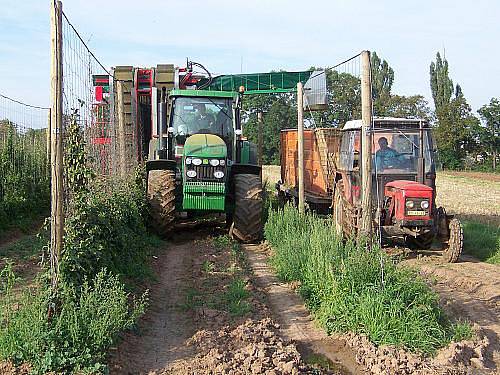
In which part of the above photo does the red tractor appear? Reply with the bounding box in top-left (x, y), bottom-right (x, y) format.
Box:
top-left (277, 117), bottom-right (463, 262)
top-left (331, 117), bottom-right (463, 262)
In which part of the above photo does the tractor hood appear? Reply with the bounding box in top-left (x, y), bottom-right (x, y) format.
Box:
top-left (385, 180), bottom-right (433, 192)
top-left (183, 134), bottom-right (227, 158)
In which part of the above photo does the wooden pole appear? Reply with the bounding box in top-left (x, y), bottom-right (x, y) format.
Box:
top-left (50, 0), bottom-right (64, 291)
top-left (360, 50), bottom-right (373, 239)
top-left (46, 108), bottom-right (51, 163)
top-left (257, 111), bottom-right (263, 166)
top-left (116, 80), bottom-right (126, 177)
top-left (297, 82), bottom-right (305, 214)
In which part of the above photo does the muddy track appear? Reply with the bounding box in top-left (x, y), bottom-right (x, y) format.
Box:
top-left (404, 255), bottom-right (500, 370)
top-left (110, 238), bottom-right (197, 373)
top-left (109, 225), bottom-right (349, 374)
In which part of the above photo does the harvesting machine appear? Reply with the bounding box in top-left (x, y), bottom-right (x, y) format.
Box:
top-left (278, 117), bottom-right (463, 262)
top-left (111, 61), bottom-right (318, 242)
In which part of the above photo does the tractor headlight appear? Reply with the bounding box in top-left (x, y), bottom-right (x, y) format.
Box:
top-left (185, 157), bottom-right (192, 165)
top-left (421, 200), bottom-right (429, 209)
top-left (192, 158), bottom-right (202, 166)
top-left (219, 159), bottom-right (225, 166)
top-left (209, 159), bottom-right (220, 167)
top-left (405, 200), bottom-right (415, 209)
top-left (214, 170), bottom-right (224, 179)
top-left (186, 170), bottom-right (197, 178)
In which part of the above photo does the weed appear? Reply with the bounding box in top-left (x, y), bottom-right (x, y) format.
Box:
top-left (265, 205), bottom-right (471, 355)
top-left (224, 278), bottom-right (251, 317)
top-left (0, 268), bottom-right (146, 373)
top-left (213, 235), bottom-right (232, 249)
top-left (180, 287), bottom-right (202, 311)
top-left (202, 261), bottom-right (215, 273)
top-left (451, 321), bottom-right (474, 342)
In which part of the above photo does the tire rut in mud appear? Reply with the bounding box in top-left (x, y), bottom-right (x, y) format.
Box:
top-left (109, 225), bottom-right (344, 374)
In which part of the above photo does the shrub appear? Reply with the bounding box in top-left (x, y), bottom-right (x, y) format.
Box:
top-left (265, 206), bottom-right (469, 355)
top-left (0, 268), bottom-right (146, 373)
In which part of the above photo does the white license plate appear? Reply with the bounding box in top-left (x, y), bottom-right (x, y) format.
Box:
top-left (407, 210), bottom-right (426, 216)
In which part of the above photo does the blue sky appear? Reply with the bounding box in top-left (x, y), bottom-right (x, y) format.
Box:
top-left (0, 0), bottom-right (498, 118)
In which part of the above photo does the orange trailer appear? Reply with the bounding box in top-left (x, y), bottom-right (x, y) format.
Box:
top-left (278, 128), bottom-right (342, 212)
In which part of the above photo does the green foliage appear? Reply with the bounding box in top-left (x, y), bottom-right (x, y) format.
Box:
top-left (225, 278), bottom-right (251, 317)
top-left (371, 52), bottom-right (394, 115)
top-left (0, 120), bottom-right (49, 234)
top-left (429, 53), bottom-right (482, 170)
top-left (463, 220), bottom-right (500, 264)
top-left (265, 206), bottom-right (469, 354)
top-left (478, 98), bottom-right (500, 170)
top-left (383, 95), bottom-right (434, 121)
top-left (0, 268), bottom-right (146, 374)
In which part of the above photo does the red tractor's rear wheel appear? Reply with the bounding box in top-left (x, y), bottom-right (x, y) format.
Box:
top-left (442, 217), bottom-right (463, 263)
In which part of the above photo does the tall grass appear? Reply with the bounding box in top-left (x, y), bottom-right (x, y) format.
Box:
top-left (265, 206), bottom-right (468, 355)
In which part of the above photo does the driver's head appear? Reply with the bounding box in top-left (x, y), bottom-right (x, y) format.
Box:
top-left (378, 137), bottom-right (388, 150)
top-left (194, 103), bottom-right (206, 114)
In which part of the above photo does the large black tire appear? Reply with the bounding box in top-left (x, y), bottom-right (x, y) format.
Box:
top-left (147, 170), bottom-right (176, 236)
top-left (231, 174), bottom-right (263, 243)
top-left (442, 217), bottom-right (463, 263)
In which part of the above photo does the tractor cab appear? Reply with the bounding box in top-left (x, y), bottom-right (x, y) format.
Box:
top-left (338, 117), bottom-right (436, 207)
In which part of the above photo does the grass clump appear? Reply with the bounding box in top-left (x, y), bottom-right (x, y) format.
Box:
top-left (462, 220), bottom-right (500, 264)
top-left (265, 205), bottom-right (469, 355)
top-left (225, 278), bottom-right (251, 317)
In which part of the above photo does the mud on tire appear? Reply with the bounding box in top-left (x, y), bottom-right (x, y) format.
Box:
top-left (231, 174), bottom-right (263, 243)
top-left (442, 217), bottom-right (463, 263)
top-left (147, 170), bottom-right (176, 236)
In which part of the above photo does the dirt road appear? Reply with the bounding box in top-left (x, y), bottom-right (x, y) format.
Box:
top-left (109, 225), bottom-right (348, 374)
top-left (404, 255), bottom-right (500, 371)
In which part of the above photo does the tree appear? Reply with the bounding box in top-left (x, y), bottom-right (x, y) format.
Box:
top-left (384, 95), bottom-right (433, 121)
top-left (429, 52), bottom-right (454, 115)
top-left (371, 52), bottom-right (394, 115)
top-left (478, 98), bottom-right (500, 170)
top-left (429, 52), bottom-right (480, 169)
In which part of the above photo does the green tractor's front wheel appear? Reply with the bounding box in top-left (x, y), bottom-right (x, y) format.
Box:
top-left (231, 174), bottom-right (263, 243)
top-left (147, 170), bottom-right (176, 236)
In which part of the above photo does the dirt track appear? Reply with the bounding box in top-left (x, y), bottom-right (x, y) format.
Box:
top-left (109, 225), bottom-right (348, 374)
top-left (403, 255), bottom-right (500, 370)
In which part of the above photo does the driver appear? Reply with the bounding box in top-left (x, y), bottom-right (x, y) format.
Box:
top-left (376, 137), bottom-right (402, 171)
top-left (192, 103), bottom-right (214, 132)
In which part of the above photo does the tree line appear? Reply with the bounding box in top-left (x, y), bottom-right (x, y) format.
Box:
top-left (243, 52), bottom-right (499, 171)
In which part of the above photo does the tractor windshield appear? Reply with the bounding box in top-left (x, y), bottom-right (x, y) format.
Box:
top-left (372, 130), bottom-right (433, 174)
top-left (338, 129), bottom-right (433, 174)
top-left (171, 96), bottom-right (233, 144)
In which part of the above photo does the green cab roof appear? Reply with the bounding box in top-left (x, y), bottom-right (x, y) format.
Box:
top-left (169, 89), bottom-right (237, 99)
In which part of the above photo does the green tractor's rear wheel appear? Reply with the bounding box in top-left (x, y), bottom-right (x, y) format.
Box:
top-left (147, 170), bottom-right (176, 236)
top-left (231, 174), bottom-right (263, 243)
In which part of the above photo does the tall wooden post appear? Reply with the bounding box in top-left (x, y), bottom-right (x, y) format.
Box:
top-left (116, 80), bottom-right (126, 177)
top-left (46, 108), bottom-right (51, 163)
top-left (50, 0), bottom-right (64, 291)
top-left (297, 82), bottom-right (305, 214)
top-left (257, 111), bottom-right (263, 166)
top-left (360, 50), bottom-right (373, 239)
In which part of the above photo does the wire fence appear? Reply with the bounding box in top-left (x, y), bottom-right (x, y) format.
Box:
top-left (0, 94), bottom-right (50, 231)
top-left (61, 10), bottom-right (119, 177)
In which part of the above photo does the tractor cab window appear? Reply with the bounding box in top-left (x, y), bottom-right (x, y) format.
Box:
top-left (372, 130), bottom-right (432, 174)
top-left (171, 97), bottom-right (233, 144)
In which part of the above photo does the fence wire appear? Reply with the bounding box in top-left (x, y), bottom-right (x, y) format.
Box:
top-left (0, 94), bottom-right (50, 229)
top-left (61, 11), bottom-right (117, 177)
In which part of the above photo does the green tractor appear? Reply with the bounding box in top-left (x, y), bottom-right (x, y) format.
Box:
top-left (147, 88), bottom-right (262, 242)
top-left (112, 62), bottom-right (319, 242)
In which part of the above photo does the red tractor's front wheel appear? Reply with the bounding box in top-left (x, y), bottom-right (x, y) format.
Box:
top-left (442, 217), bottom-right (463, 263)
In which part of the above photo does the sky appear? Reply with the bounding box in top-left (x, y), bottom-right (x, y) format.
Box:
top-left (0, 0), bottom-right (498, 120)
